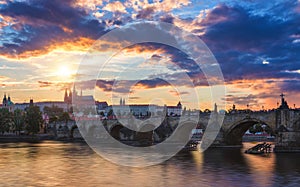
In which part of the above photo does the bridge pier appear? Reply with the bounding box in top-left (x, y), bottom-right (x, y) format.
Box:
top-left (274, 132), bottom-right (300, 152)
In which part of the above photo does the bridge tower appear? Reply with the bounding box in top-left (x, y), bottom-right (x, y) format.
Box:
top-left (274, 93), bottom-right (300, 152)
top-left (276, 93), bottom-right (290, 128)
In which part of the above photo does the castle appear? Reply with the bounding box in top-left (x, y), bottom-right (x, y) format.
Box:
top-left (64, 85), bottom-right (85, 105)
top-left (64, 85), bottom-right (95, 109)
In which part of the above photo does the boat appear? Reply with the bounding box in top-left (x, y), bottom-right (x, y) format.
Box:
top-left (245, 142), bottom-right (272, 154)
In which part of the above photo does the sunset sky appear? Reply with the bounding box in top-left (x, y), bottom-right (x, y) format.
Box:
top-left (0, 0), bottom-right (300, 110)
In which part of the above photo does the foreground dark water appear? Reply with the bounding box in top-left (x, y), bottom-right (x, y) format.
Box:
top-left (0, 141), bottom-right (299, 187)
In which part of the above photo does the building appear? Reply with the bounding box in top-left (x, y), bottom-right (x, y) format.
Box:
top-left (14, 102), bottom-right (29, 111)
top-left (15, 100), bottom-right (69, 112)
top-left (35, 101), bottom-right (69, 112)
top-left (64, 85), bottom-right (96, 114)
top-left (105, 104), bottom-right (164, 117)
top-left (167, 102), bottom-right (182, 116)
top-left (104, 98), bottom-right (184, 117)
top-left (95, 101), bottom-right (108, 114)
top-left (1, 94), bottom-right (14, 112)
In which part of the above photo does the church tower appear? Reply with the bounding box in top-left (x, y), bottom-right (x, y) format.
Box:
top-left (64, 89), bottom-right (68, 103)
top-left (2, 93), bottom-right (7, 107)
top-left (72, 84), bottom-right (77, 97)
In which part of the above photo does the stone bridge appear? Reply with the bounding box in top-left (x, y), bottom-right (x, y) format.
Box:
top-left (198, 111), bottom-right (277, 145)
top-left (52, 95), bottom-right (300, 151)
top-left (50, 108), bottom-right (300, 150)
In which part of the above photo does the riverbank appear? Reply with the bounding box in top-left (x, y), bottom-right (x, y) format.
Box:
top-left (0, 135), bottom-right (85, 143)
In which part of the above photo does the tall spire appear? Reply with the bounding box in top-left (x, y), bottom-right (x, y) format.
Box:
top-left (73, 84), bottom-right (76, 97)
top-left (69, 88), bottom-right (72, 97)
top-left (3, 93), bottom-right (7, 103)
top-left (214, 103), bottom-right (218, 113)
top-left (280, 93), bottom-right (285, 104)
top-left (120, 98), bottom-right (123, 105)
top-left (64, 88), bottom-right (68, 102)
top-left (29, 98), bottom-right (34, 107)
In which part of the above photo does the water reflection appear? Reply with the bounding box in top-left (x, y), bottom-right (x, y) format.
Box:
top-left (0, 141), bottom-right (299, 186)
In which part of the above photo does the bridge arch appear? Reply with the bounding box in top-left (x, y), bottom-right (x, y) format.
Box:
top-left (225, 118), bottom-right (274, 145)
top-left (135, 124), bottom-right (156, 145)
top-left (170, 120), bottom-right (197, 143)
top-left (70, 125), bottom-right (78, 138)
top-left (110, 124), bottom-right (124, 140)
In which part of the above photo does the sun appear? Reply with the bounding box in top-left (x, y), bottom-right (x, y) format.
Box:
top-left (57, 66), bottom-right (72, 77)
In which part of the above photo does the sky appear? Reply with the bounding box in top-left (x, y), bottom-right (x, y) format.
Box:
top-left (0, 0), bottom-right (300, 110)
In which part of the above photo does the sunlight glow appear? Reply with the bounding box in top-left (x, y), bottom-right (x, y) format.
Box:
top-left (57, 66), bottom-right (72, 78)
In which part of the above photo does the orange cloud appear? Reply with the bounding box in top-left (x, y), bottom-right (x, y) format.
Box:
top-left (224, 79), bottom-right (288, 110)
top-left (0, 37), bottom-right (95, 59)
top-left (169, 90), bottom-right (189, 97)
top-left (38, 81), bottom-right (73, 91)
top-left (0, 75), bottom-right (10, 82)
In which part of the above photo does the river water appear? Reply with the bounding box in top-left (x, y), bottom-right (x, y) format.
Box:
top-left (0, 141), bottom-right (299, 187)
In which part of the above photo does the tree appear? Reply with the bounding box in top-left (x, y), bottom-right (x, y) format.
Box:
top-left (83, 107), bottom-right (96, 115)
top-left (107, 109), bottom-right (114, 117)
top-left (60, 112), bottom-right (70, 126)
top-left (44, 105), bottom-right (64, 119)
top-left (249, 124), bottom-right (264, 134)
top-left (0, 108), bottom-right (13, 134)
top-left (25, 106), bottom-right (43, 135)
top-left (49, 115), bottom-right (59, 124)
top-left (13, 109), bottom-right (25, 135)
top-left (182, 107), bottom-right (187, 116)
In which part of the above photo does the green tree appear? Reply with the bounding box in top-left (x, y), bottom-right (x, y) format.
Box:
top-left (107, 109), bottom-right (114, 117)
top-left (13, 109), bottom-right (25, 135)
top-left (249, 124), bottom-right (264, 134)
top-left (60, 112), bottom-right (70, 126)
top-left (25, 106), bottom-right (43, 135)
top-left (0, 108), bottom-right (13, 134)
top-left (44, 105), bottom-right (64, 119)
top-left (49, 115), bottom-right (59, 124)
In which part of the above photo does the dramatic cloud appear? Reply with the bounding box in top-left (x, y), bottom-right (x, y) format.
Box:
top-left (0, 0), bottom-right (106, 58)
top-left (0, 0), bottom-right (299, 109)
top-left (200, 2), bottom-right (300, 82)
top-left (279, 79), bottom-right (300, 92)
top-left (169, 90), bottom-right (190, 97)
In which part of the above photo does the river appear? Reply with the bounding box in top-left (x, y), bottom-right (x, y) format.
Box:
top-left (0, 141), bottom-right (299, 187)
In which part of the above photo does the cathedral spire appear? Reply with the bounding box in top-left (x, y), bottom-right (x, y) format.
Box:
top-left (64, 88), bottom-right (68, 103)
top-left (73, 84), bottom-right (76, 96)
top-left (214, 103), bottom-right (218, 113)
